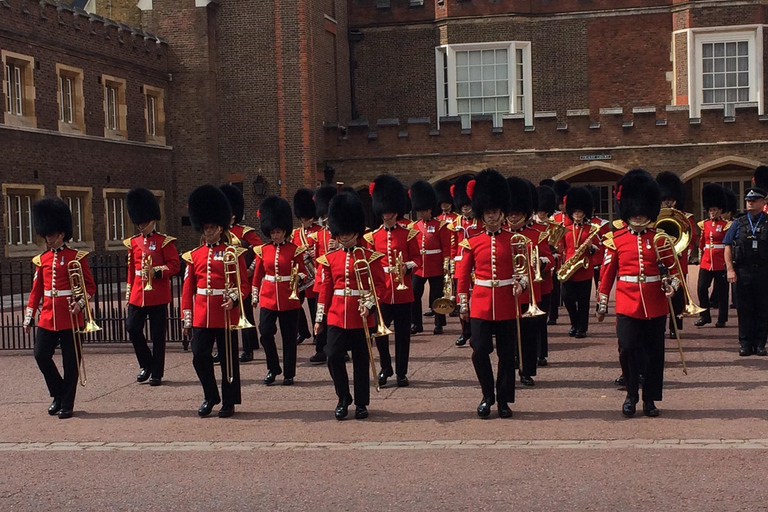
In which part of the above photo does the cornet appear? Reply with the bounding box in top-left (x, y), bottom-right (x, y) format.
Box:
top-left (67, 260), bottom-right (100, 387)
top-left (288, 263), bottom-right (300, 300)
top-left (394, 251), bottom-right (408, 291)
top-left (143, 254), bottom-right (154, 291)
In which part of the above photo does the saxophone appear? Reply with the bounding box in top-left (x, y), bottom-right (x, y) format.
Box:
top-left (556, 223), bottom-right (600, 282)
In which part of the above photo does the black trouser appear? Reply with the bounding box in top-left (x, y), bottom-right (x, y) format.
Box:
top-left (697, 269), bottom-right (728, 324)
top-left (518, 314), bottom-right (538, 378)
top-left (314, 316), bottom-right (328, 355)
top-left (669, 287), bottom-right (684, 332)
top-left (376, 302), bottom-right (412, 377)
top-left (537, 294), bottom-right (551, 359)
top-left (297, 292), bottom-right (317, 340)
top-left (411, 275), bottom-right (445, 329)
top-left (191, 328), bottom-right (241, 406)
top-left (126, 303), bottom-right (167, 378)
top-left (470, 318), bottom-right (516, 405)
top-left (34, 327), bottom-right (79, 410)
top-left (325, 326), bottom-right (370, 407)
top-left (259, 307), bottom-right (299, 379)
top-left (549, 274), bottom-right (560, 322)
top-left (562, 278), bottom-right (592, 333)
top-left (240, 295), bottom-right (259, 352)
top-left (593, 266), bottom-right (601, 288)
top-left (736, 267), bottom-right (768, 351)
top-left (617, 314), bottom-right (666, 403)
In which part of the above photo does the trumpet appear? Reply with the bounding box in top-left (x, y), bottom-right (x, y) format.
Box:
top-left (288, 262), bottom-right (300, 301)
top-left (432, 257), bottom-right (456, 316)
top-left (352, 248), bottom-right (391, 392)
top-left (394, 251), bottom-right (408, 291)
top-left (143, 254), bottom-right (154, 291)
top-left (67, 260), bottom-right (100, 387)
top-left (222, 246), bottom-right (255, 384)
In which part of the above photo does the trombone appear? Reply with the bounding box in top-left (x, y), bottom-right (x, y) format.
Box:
top-left (510, 234), bottom-right (530, 371)
top-left (67, 260), bottom-right (100, 387)
top-left (352, 247), bottom-right (391, 392)
top-left (222, 246), bottom-right (255, 384)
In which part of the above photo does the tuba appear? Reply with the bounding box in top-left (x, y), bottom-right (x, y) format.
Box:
top-left (67, 260), bottom-right (100, 387)
top-left (653, 207), bottom-right (692, 257)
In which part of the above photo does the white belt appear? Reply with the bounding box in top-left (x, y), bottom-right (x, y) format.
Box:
top-left (618, 275), bottom-right (662, 283)
top-left (384, 266), bottom-right (399, 274)
top-left (44, 289), bottom-right (73, 297)
top-left (421, 249), bottom-right (442, 255)
top-left (474, 278), bottom-right (515, 288)
top-left (197, 288), bottom-right (226, 296)
top-left (264, 275), bottom-right (292, 283)
top-left (333, 289), bottom-right (363, 297)
top-left (706, 244), bottom-right (725, 249)
top-left (135, 270), bottom-right (143, 276)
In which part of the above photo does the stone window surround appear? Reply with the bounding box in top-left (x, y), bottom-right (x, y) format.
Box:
top-left (56, 64), bottom-right (86, 135)
top-left (103, 188), bottom-right (165, 251)
top-left (102, 74), bottom-right (127, 140)
top-left (57, 185), bottom-right (95, 252)
top-left (2, 50), bottom-right (37, 129)
top-left (143, 84), bottom-right (166, 145)
top-left (2, 183), bottom-right (45, 258)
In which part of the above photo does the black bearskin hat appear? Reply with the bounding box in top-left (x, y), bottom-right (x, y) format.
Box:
top-left (188, 185), bottom-right (232, 232)
top-left (126, 188), bottom-right (161, 225)
top-left (553, 180), bottom-right (571, 206)
top-left (293, 188), bottom-right (316, 219)
top-left (370, 174), bottom-right (407, 218)
top-left (702, 183), bottom-right (727, 212)
top-left (314, 185), bottom-right (337, 219)
top-left (409, 180), bottom-right (437, 212)
top-left (506, 176), bottom-right (533, 218)
top-left (537, 186), bottom-right (557, 216)
top-left (219, 184), bottom-right (245, 225)
top-left (752, 166), bottom-right (768, 192)
top-left (616, 169), bottom-right (661, 223)
top-left (585, 185), bottom-right (600, 216)
top-left (258, 196), bottom-right (293, 238)
top-left (656, 171), bottom-right (686, 210)
top-left (472, 169), bottom-right (511, 219)
top-left (328, 193), bottom-right (366, 238)
top-left (724, 187), bottom-right (738, 215)
top-left (565, 186), bottom-right (594, 220)
top-left (539, 178), bottom-right (555, 188)
top-left (435, 179), bottom-right (454, 208)
top-left (32, 197), bottom-right (73, 241)
top-left (451, 174), bottom-right (474, 209)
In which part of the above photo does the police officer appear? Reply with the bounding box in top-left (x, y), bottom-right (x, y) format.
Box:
top-left (724, 186), bottom-right (768, 356)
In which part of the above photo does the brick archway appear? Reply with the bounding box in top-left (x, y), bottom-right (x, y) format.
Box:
top-left (427, 168), bottom-right (485, 184)
top-left (552, 161), bottom-right (629, 182)
top-left (680, 156), bottom-right (764, 182)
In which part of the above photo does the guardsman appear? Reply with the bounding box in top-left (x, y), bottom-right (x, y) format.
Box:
top-left (124, 188), bottom-right (180, 387)
top-left (549, 179), bottom-right (571, 325)
top-left (585, 184), bottom-right (611, 289)
top-left (724, 184), bottom-right (768, 357)
top-left (457, 169), bottom-right (525, 419)
top-left (24, 197), bottom-right (96, 419)
top-left (534, 184), bottom-right (558, 366)
top-left (308, 185), bottom-right (338, 364)
top-left (182, 185), bottom-right (250, 418)
top-left (314, 193), bottom-right (386, 420)
top-left (365, 175), bottom-right (421, 388)
top-left (695, 184), bottom-right (729, 328)
top-left (505, 177), bottom-right (553, 386)
top-left (435, 179), bottom-right (460, 228)
top-left (597, 169), bottom-right (680, 417)
top-left (220, 185), bottom-right (262, 362)
top-left (409, 180), bottom-right (452, 336)
top-left (252, 196), bottom-right (308, 386)
top-left (291, 188), bottom-right (322, 345)
top-left (558, 186), bottom-right (597, 339)
top-left (451, 175), bottom-right (483, 346)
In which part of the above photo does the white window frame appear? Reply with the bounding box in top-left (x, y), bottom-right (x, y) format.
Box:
top-left (686, 25), bottom-right (764, 118)
top-left (106, 195), bottom-right (126, 241)
top-left (5, 193), bottom-right (34, 245)
top-left (5, 62), bottom-right (23, 116)
top-left (59, 76), bottom-right (74, 124)
top-left (105, 85), bottom-right (118, 131)
top-left (435, 41), bottom-right (533, 129)
top-left (146, 94), bottom-right (157, 136)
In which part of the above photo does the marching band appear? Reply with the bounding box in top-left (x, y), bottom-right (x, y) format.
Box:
top-left (22, 165), bottom-right (768, 420)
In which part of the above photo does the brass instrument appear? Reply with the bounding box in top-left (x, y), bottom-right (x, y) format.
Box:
top-left (431, 257), bottom-right (456, 315)
top-left (67, 260), bottom-right (100, 387)
top-left (352, 247), bottom-right (392, 392)
top-left (521, 239), bottom-right (546, 318)
top-left (543, 220), bottom-right (567, 247)
top-left (143, 254), bottom-right (154, 291)
top-left (298, 226), bottom-right (315, 292)
top-left (654, 208), bottom-right (692, 257)
top-left (288, 262), bottom-right (300, 301)
top-left (393, 251), bottom-right (408, 291)
top-left (556, 223), bottom-right (600, 282)
top-left (531, 244), bottom-right (543, 283)
top-left (510, 234), bottom-right (530, 370)
top-left (222, 246), bottom-right (255, 384)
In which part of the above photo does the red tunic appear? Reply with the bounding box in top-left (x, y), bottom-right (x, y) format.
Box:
top-left (291, 224), bottom-right (322, 298)
top-left (589, 217), bottom-right (611, 270)
top-left (26, 247), bottom-right (96, 331)
top-left (560, 222), bottom-right (599, 282)
top-left (598, 227), bottom-right (680, 319)
top-left (316, 247), bottom-right (387, 329)
top-left (552, 211), bottom-right (573, 228)
top-left (698, 218), bottom-right (730, 272)
top-left (251, 242), bottom-right (307, 311)
top-left (528, 220), bottom-right (554, 296)
top-left (124, 232), bottom-right (180, 307)
top-left (364, 224), bottom-right (421, 304)
top-left (413, 218), bottom-right (452, 278)
top-left (181, 242), bottom-right (250, 329)
top-left (229, 224), bottom-right (263, 248)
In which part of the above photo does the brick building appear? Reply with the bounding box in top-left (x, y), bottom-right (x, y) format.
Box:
top-left (2, 0), bottom-right (767, 262)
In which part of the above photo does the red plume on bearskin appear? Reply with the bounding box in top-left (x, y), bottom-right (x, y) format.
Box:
top-left (452, 175), bottom-right (475, 208)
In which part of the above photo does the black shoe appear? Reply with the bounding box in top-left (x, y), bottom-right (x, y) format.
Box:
top-left (378, 367), bottom-right (393, 387)
top-left (575, 331), bottom-right (586, 339)
top-left (449, 310), bottom-right (460, 318)
top-left (568, 327), bottom-right (577, 337)
top-left (694, 317), bottom-right (712, 327)
top-left (730, 303), bottom-right (737, 309)
top-left (218, 405), bottom-right (235, 418)
top-left (615, 375), bottom-right (625, 386)
top-left (498, 403), bottom-right (512, 418)
top-left (309, 352), bottom-right (327, 364)
top-left (182, 340), bottom-right (189, 351)
top-left (198, 398), bottom-right (220, 417)
top-left (477, 397), bottom-right (495, 418)
top-left (396, 375), bottom-right (409, 387)
top-left (410, 325), bottom-right (423, 335)
top-left (335, 395), bottom-right (353, 420)
top-left (455, 335), bottom-right (467, 347)
top-left (433, 326), bottom-right (443, 335)
top-left (423, 309), bottom-right (435, 317)
top-left (537, 358), bottom-right (548, 367)
top-left (344, 353), bottom-right (351, 362)
top-left (48, 398), bottom-right (62, 416)
top-left (57, 409), bottom-right (73, 419)
top-left (547, 319), bottom-right (557, 326)
top-left (715, 322), bottom-right (726, 328)
top-left (239, 351), bottom-right (254, 363)
top-left (739, 347), bottom-right (753, 356)
top-left (149, 377), bottom-right (162, 387)
top-left (354, 406), bottom-right (369, 419)
top-left (622, 395), bottom-right (638, 417)
top-left (642, 401), bottom-right (659, 417)
top-left (137, 368), bottom-right (150, 383)
top-left (282, 378), bottom-right (294, 386)
top-left (520, 375), bottom-right (535, 387)
top-left (263, 370), bottom-right (282, 385)
top-left (296, 334), bottom-right (310, 345)
top-left (212, 352), bottom-right (221, 364)
top-left (756, 348), bottom-right (768, 357)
